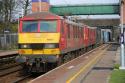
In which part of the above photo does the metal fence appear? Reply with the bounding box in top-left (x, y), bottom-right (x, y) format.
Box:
top-left (0, 33), bottom-right (18, 50)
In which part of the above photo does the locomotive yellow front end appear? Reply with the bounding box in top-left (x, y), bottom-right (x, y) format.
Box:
top-left (17, 12), bottom-right (61, 72)
top-left (19, 33), bottom-right (60, 56)
top-left (18, 33), bottom-right (60, 72)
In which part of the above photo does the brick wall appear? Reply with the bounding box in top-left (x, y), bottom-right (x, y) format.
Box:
top-left (32, 2), bottom-right (50, 12)
top-left (123, 0), bottom-right (125, 24)
top-left (32, 0), bottom-right (50, 13)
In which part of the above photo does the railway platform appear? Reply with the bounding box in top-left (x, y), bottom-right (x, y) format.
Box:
top-left (82, 44), bottom-right (119, 83)
top-left (0, 50), bottom-right (18, 58)
top-left (29, 44), bottom-right (119, 83)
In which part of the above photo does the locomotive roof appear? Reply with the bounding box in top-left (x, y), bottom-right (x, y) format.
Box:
top-left (65, 20), bottom-right (96, 29)
top-left (20, 12), bottom-right (62, 20)
top-left (65, 19), bottom-right (83, 27)
top-left (90, 27), bottom-right (97, 29)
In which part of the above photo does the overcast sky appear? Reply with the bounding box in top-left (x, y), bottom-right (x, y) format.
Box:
top-left (50, 0), bottom-right (119, 5)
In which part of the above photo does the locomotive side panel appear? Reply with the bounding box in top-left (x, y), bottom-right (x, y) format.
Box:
top-left (79, 27), bottom-right (84, 49)
top-left (90, 29), bottom-right (96, 45)
top-left (93, 29), bottom-right (97, 45)
top-left (84, 26), bottom-right (89, 47)
top-left (59, 20), bottom-right (67, 51)
top-left (65, 22), bottom-right (84, 52)
top-left (88, 28), bottom-right (92, 45)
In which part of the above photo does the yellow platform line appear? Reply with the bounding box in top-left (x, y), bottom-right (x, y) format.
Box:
top-left (66, 45), bottom-right (109, 83)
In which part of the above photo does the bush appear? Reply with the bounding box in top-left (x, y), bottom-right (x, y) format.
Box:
top-left (114, 64), bottom-right (120, 69)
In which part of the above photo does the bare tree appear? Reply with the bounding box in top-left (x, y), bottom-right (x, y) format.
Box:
top-left (24, 0), bottom-right (31, 15)
top-left (0, 0), bottom-right (16, 32)
top-left (0, 0), bottom-right (31, 32)
top-left (16, 0), bottom-right (31, 16)
top-left (0, 1), bottom-right (3, 22)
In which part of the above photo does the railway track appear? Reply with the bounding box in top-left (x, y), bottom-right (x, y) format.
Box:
top-left (0, 62), bottom-right (32, 83)
top-left (0, 51), bottom-right (18, 66)
top-left (0, 51), bottom-right (20, 77)
top-left (12, 74), bottom-right (32, 83)
top-left (0, 63), bottom-right (23, 83)
top-left (0, 51), bottom-right (40, 83)
top-left (0, 44), bottom-right (111, 83)
top-left (0, 63), bottom-right (20, 70)
top-left (0, 63), bottom-right (22, 77)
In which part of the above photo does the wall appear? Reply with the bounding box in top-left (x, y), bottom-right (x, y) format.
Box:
top-left (123, 0), bottom-right (125, 24)
top-left (32, 0), bottom-right (50, 13)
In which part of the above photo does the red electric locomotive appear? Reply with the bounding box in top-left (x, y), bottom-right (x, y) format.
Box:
top-left (17, 12), bottom-right (100, 72)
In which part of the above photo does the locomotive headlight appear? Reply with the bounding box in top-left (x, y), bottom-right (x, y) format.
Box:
top-left (19, 44), bottom-right (30, 49)
top-left (23, 45), bottom-right (28, 48)
top-left (44, 44), bottom-right (58, 48)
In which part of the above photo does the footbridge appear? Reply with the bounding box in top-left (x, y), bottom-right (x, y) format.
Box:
top-left (50, 4), bottom-right (120, 15)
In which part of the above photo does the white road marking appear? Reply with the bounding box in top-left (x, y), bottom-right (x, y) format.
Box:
top-left (67, 66), bottom-right (75, 69)
top-left (85, 56), bottom-right (89, 59)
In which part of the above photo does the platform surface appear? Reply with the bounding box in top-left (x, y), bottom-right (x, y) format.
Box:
top-left (30, 44), bottom-right (119, 83)
top-left (82, 48), bottom-right (117, 83)
top-left (0, 50), bottom-right (18, 57)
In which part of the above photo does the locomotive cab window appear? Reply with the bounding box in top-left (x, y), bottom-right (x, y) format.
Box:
top-left (40, 21), bottom-right (57, 32)
top-left (22, 21), bottom-right (38, 32)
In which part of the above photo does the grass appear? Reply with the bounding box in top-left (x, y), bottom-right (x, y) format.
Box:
top-left (109, 69), bottom-right (125, 83)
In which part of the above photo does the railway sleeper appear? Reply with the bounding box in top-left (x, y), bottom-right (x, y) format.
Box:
top-left (0, 57), bottom-right (15, 65)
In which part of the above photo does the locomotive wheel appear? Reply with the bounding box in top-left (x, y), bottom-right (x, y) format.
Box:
top-left (82, 48), bottom-right (85, 54)
top-left (68, 53), bottom-right (72, 61)
top-left (57, 55), bottom-right (63, 66)
top-left (63, 54), bottom-right (70, 63)
top-left (21, 64), bottom-right (30, 75)
top-left (71, 52), bottom-right (74, 60)
top-left (79, 50), bottom-right (83, 55)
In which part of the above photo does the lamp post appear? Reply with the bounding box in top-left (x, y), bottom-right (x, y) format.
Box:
top-left (119, 0), bottom-right (125, 69)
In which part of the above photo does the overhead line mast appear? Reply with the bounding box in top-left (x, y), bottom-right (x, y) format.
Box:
top-left (119, 0), bottom-right (125, 70)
